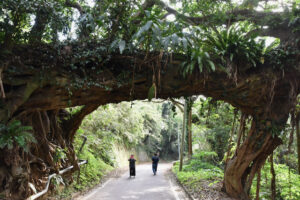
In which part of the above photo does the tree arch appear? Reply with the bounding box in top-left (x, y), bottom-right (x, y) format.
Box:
top-left (0, 0), bottom-right (299, 199)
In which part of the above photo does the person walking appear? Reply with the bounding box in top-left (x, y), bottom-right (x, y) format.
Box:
top-left (128, 154), bottom-right (136, 178)
top-left (152, 153), bottom-right (159, 175)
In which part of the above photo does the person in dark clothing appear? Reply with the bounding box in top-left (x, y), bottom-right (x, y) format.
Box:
top-left (128, 154), bottom-right (136, 178)
top-left (152, 153), bottom-right (159, 175)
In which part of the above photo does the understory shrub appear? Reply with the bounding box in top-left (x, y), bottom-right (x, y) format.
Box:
top-left (172, 151), bottom-right (223, 189)
top-left (251, 162), bottom-right (300, 200)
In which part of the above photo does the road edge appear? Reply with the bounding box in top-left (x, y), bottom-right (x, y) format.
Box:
top-left (168, 168), bottom-right (195, 200)
top-left (72, 166), bottom-right (127, 200)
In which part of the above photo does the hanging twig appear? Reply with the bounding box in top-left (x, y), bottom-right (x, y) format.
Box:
top-left (130, 60), bottom-right (136, 100)
top-left (225, 109), bottom-right (238, 165)
top-left (288, 111), bottom-right (295, 153)
top-left (205, 99), bottom-right (212, 124)
top-left (0, 68), bottom-right (6, 98)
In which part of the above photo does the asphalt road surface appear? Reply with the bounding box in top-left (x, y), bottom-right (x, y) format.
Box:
top-left (79, 163), bottom-right (189, 200)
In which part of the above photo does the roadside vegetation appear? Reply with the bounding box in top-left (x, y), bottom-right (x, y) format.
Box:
top-left (52, 101), bottom-right (181, 199)
top-left (53, 97), bottom-right (300, 200)
top-left (172, 97), bottom-right (300, 200)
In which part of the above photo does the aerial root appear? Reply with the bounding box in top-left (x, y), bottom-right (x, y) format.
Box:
top-left (0, 68), bottom-right (5, 98)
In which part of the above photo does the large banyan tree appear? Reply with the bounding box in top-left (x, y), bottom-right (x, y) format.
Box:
top-left (0, 0), bottom-right (299, 199)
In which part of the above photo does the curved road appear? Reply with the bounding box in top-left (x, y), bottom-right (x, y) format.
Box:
top-left (79, 163), bottom-right (189, 200)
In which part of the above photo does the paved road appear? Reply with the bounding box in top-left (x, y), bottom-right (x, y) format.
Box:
top-left (79, 163), bottom-right (189, 200)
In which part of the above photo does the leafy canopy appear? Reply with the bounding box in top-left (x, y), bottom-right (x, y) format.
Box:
top-left (0, 0), bottom-right (299, 79)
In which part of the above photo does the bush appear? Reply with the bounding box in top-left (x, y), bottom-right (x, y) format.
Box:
top-left (191, 151), bottom-right (219, 164)
top-left (250, 162), bottom-right (300, 200)
top-left (74, 148), bottom-right (113, 190)
top-left (172, 151), bottom-right (223, 189)
top-left (0, 120), bottom-right (36, 152)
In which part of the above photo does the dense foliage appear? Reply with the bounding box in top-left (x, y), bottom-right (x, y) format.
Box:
top-left (250, 162), bottom-right (300, 200)
top-left (173, 97), bottom-right (300, 200)
top-left (1, 0), bottom-right (299, 74)
top-left (0, 120), bottom-right (36, 152)
top-left (0, 0), bottom-right (300, 199)
top-left (172, 151), bottom-right (224, 198)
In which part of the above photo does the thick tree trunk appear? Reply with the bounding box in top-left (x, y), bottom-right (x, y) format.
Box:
top-left (224, 118), bottom-right (283, 200)
top-left (0, 105), bottom-right (99, 199)
top-left (179, 98), bottom-right (188, 171)
top-left (188, 98), bottom-right (193, 158)
top-left (29, 9), bottom-right (50, 43)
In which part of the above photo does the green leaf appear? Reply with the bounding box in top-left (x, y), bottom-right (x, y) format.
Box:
top-left (163, 37), bottom-right (170, 50)
top-left (182, 37), bottom-right (188, 50)
top-left (250, 59), bottom-right (256, 67)
top-left (138, 36), bottom-right (145, 44)
top-left (7, 139), bottom-right (13, 149)
top-left (230, 53), bottom-right (234, 62)
top-left (143, 20), bottom-right (153, 32)
top-left (172, 34), bottom-right (179, 46)
top-left (180, 61), bottom-right (187, 68)
top-left (147, 83), bottom-right (156, 101)
top-left (152, 23), bottom-right (161, 37)
top-left (204, 52), bottom-right (210, 59)
top-left (189, 62), bottom-right (195, 73)
top-left (145, 10), bottom-right (151, 18)
top-left (208, 60), bottom-right (216, 71)
top-left (197, 56), bottom-right (203, 72)
top-left (191, 51), bottom-right (196, 60)
top-left (118, 40), bottom-right (126, 54)
top-left (15, 136), bottom-right (25, 147)
top-left (110, 39), bottom-right (119, 50)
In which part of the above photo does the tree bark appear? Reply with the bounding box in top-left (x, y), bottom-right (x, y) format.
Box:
top-left (29, 9), bottom-right (50, 43)
top-left (224, 117), bottom-right (283, 200)
top-left (188, 97), bottom-right (193, 158)
top-left (236, 113), bottom-right (246, 153)
top-left (62, 104), bottom-right (100, 144)
top-left (179, 98), bottom-right (188, 171)
top-left (225, 110), bottom-right (237, 164)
